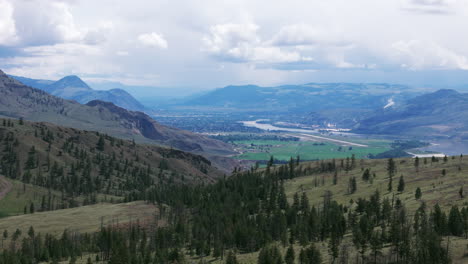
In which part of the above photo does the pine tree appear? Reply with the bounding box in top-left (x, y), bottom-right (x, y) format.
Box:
top-left (387, 158), bottom-right (396, 178)
top-left (285, 245), bottom-right (295, 264)
top-left (226, 251), bottom-right (239, 264)
top-left (362, 168), bottom-right (370, 182)
top-left (448, 206), bottom-right (464, 236)
top-left (333, 170), bottom-right (338, 185)
top-left (415, 187), bottom-right (422, 200)
top-left (96, 136), bottom-right (105, 151)
top-left (348, 177), bottom-right (357, 194)
top-left (397, 176), bottom-right (405, 192)
top-left (414, 156), bottom-right (419, 172)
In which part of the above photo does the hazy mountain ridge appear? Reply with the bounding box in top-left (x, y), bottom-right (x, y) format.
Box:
top-left (182, 83), bottom-right (419, 112)
top-left (10, 74), bottom-right (147, 112)
top-left (354, 89), bottom-right (468, 138)
top-left (0, 70), bottom-right (236, 169)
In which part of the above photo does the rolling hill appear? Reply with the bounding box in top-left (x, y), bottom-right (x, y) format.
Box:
top-left (0, 70), bottom-right (236, 168)
top-left (0, 117), bottom-right (223, 215)
top-left (354, 89), bottom-right (468, 139)
top-left (10, 74), bottom-right (147, 112)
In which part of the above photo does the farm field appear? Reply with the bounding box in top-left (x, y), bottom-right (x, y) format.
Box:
top-left (234, 139), bottom-right (391, 161)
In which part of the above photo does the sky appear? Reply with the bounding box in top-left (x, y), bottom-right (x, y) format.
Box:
top-left (1, 0), bottom-right (468, 95)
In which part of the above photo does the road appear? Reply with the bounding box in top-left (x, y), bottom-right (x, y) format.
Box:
top-left (294, 133), bottom-right (368, 147)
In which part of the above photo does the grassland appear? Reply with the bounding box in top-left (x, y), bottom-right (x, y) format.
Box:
top-left (193, 155), bottom-right (468, 263)
top-left (284, 156), bottom-right (468, 211)
top-left (234, 139), bottom-right (391, 161)
top-left (0, 178), bottom-right (121, 217)
top-left (0, 201), bottom-right (161, 246)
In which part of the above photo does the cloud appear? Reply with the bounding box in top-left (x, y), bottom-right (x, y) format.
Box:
top-left (391, 40), bottom-right (468, 70)
top-left (12, 0), bottom-right (83, 46)
top-left (0, 0), bottom-right (18, 45)
top-left (402, 0), bottom-right (456, 14)
top-left (0, 0), bottom-right (111, 47)
top-left (270, 24), bottom-right (349, 47)
top-left (203, 23), bottom-right (313, 65)
top-left (138, 32), bottom-right (168, 49)
top-left (0, 43), bottom-right (119, 80)
top-left (2, 0), bottom-right (468, 89)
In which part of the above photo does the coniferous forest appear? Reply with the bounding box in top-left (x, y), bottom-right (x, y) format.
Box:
top-left (0, 118), bottom-right (467, 263)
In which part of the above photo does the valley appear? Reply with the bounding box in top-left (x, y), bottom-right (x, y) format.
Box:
top-left (0, 70), bottom-right (466, 264)
top-left (2, 2), bottom-right (468, 263)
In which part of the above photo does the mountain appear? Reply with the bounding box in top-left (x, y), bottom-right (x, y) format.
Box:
top-left (354, 89), bottom-right (468, 139)
top-left (0, 118), bottom-right (223, 186)
top-left (182, 83), bottom-right (420, 112)
top-left (9, 75), bottom-right (54, 90)
top-left (0, 69), bottom-right (236, 169)
top-left (10, 75), bottom-right (147, 112)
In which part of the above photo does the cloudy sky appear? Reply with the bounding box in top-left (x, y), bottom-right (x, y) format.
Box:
top-left (1, 0), bottom-right (468, 94)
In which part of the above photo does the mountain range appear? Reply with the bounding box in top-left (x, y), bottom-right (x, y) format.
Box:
top-left (0, 69), bottom-right (236, 170)
top-left (10, 75), bottom-right (146, 112)
top-left (354, 89), bottom-right (468, 139)
top-left (180, 83), bottom-right (422, 112)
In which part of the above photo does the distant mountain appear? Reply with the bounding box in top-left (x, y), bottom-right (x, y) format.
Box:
top-left (178, 83), bottom-right (424, 128)
top-left (10, 75), bottom-right (54, 89)
top-left (0, 69), bottom-right (236, 170)
top-left (10, 75), bottom-right (146, 112)
top-left (183, 83), bottom-right (420, 112)
top-left (354, 89), bottom-right (468, 139)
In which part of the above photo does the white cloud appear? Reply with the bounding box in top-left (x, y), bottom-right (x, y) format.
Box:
top-left (1, 43), bottom-right (119, 80)
top-left (116, 51), bottom-right (129, 56)
top-left (138, 32), bottom-right (168, 49)
top-left (0, 0), bottom-right (18, 45)
top-left (203, 23), bottom-right (311, 64)
top-left (401, 0), bottom-right (457, 14)
top-left (270, 24), bottom-right (348, 47)
top-left (391, 40), bottom-right (468, 70)
top-left (203, 23), bottom-right (260, 54)
top-left (12, 0), bottom-right (83, 46)
top-left (2, 0), bottom-right (468, 89)
top-left (0, 0), bottom-right (111, 47)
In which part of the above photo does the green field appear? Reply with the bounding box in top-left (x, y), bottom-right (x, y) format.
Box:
top-left (234, 139), bottom-right (391, 161)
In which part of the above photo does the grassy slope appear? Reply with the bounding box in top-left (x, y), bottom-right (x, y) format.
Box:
top-left (0, 201), bottom-right (161, 246)
top-left (284, 156), bottom-right (467, 211)
top-left (0, 179), bottom-right (120, 216)
top-left (217, 156), bottom-right (468, 263)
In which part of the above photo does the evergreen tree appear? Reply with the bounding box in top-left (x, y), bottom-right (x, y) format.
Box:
top-left (397, 176), bottom-right (405, 192)
top-left (414, 156), bottom-right (419, 172)
top-left (448, 206), bottom-right (464, 236)
top-left (258, 244), bottom-right (283, 264)
top-left (226, 251), bottom-right (239, 264)
top-left (415, 187), bottom-right (422, 200)
top-left (333, 170), bottom-right (338, 185)
top-left (96, 136), bottom-right (105, 151)
top-left (285, 245), bottom-right (295, 264)
top-left (362, 168), bottom-right (370, 182)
